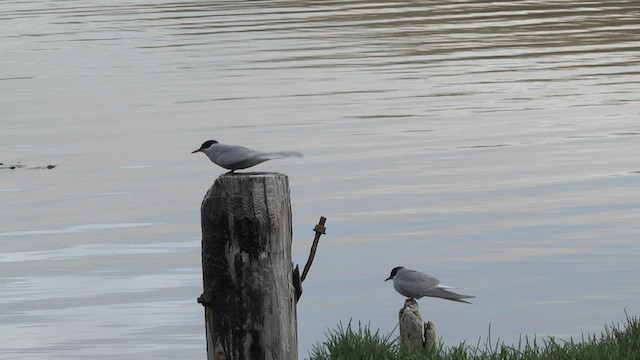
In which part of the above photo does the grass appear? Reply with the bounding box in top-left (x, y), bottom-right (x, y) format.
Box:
top-left (308, 321), bottom-right (398, 360)
top-left (307, 312), bottom-right (640, 359)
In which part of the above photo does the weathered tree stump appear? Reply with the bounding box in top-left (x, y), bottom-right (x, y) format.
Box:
top-left (198, 172), bottom-right (297, 360)
top-left (424, 321), bottom-right (436, 350)
top-left (398, 299), bottom-right (436, 352)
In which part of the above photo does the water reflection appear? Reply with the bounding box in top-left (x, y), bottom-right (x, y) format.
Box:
top-left (1, 0), bottom-right (639, 359)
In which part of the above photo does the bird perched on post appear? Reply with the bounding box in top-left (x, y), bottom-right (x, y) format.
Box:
top-left (385, 266), bottom-right (475, 304)
top-left (192, 140), bottom-right (303, 174)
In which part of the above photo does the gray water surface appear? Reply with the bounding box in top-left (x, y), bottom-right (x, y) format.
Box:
top-left (2, 1), bottom-right (640, 359)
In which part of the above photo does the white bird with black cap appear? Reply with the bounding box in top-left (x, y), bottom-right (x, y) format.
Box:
top-left (385, 266), bottom-right (475, 304)
top-left (192, 140), bottom-right (303, 174)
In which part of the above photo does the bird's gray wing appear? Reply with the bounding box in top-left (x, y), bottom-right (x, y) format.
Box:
top-left (395, 269), bottom-right (440, 298)
top-left (403, 269), bottom-right (440, 290)
top-left (215, 146), bottom-right (263, 167)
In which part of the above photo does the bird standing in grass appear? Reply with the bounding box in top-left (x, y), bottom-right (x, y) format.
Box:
top-left (385, 266), bottom-right (475, 304)
top-left (192, 140), bottom-right (303, 174)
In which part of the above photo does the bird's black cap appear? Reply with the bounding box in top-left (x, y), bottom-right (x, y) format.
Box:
top-left (192, 140), bottom-right (218, 154)
top-left (385, 266), bottom-right (404, 281)
top-left (200, 140), bottom-right (218, 149)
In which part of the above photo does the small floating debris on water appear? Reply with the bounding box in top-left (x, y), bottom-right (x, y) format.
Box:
top-left (0, 162), bottom-right (25, 170)
top-left (28, 165), bottom-right (57, 170)
top-left (0, 162), bottom-right (57, 170)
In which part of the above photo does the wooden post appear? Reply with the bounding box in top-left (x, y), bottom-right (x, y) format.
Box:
top-left (398, 299), bottom-right (436, 352)
top-left (399, 300), bottom-right (424, 350)
top-left (197, 173), bottom-right (297, 360)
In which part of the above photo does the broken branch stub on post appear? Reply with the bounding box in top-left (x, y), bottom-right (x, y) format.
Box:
top-left (301, 216), bottom-right (326, 282)
top-left (294, 216), bottom-right (327, 302)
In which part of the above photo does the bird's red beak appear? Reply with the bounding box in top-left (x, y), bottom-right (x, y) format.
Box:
top-left (191, 149), bottom-right (201, 154)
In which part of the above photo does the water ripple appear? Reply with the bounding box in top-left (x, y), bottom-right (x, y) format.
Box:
top-left (0, 223), bottom-right (161, 237)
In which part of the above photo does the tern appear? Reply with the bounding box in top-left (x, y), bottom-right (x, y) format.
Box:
top-left (385, 266), bottom-right (475, 304)
top-left (192, 140), bottom-right (303, 174)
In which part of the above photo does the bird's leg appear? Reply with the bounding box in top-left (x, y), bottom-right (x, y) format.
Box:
top-left (405, 297), bottom-right (415, 303)
top-left (225, 170), bottom-right (235, 175)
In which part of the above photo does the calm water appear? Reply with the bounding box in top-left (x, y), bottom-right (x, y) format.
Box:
top-left (2, 1), bottom-right (640, 358)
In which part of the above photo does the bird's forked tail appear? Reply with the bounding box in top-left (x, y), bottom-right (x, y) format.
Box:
top-left (262, 151), bottom-right (304, 160)
top-left (426, 287), bottom-right (475, 304)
